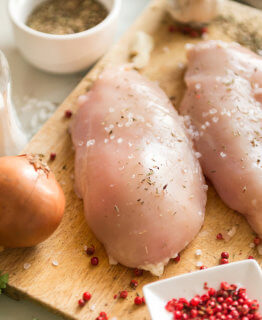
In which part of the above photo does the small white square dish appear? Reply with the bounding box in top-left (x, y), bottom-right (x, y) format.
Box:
top-left (143, 260), bottom-right (262, 320)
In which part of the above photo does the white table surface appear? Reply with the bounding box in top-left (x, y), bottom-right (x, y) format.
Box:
top-left (0, 0), bottom-right (149, 319)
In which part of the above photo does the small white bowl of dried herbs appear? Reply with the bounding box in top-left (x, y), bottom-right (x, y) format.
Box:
top-left (8, 0), bottom-right (121, 74)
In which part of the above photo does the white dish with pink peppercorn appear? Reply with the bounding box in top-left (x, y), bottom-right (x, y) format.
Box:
top-left (143, 260), bottom-right (262, 320)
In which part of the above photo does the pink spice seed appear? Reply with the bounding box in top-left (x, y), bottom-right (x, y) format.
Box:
top-left (86, 245), bottom-right (95, 256)
top-left (221, 251), bottom-right (229, 259)
top-left (165, 281), bottom-right (261, 320)
top-left (130, 279), bottom-right (138, 288)
top-left (83, 292), bottom-right (91, 301)
top-left (254, 237), bottom-right (261, 246)
top-left (78, 299), bottom-right (85, 307)
top-left (64, 110), bottom-right (73, 119)
top-left (120, 290), bottom-right (128, 299)
top-left (133, 268), bottom-right (143, 277)
top-left (216, 233), bottom-right (223, 240)
top-left (91, 256), bottom-right (99, 266)
top-left (200, 266), bottom-right (207, 270)
top-left (49, 153), bottom-right (56, 161)
top-left (134, 296), bottom-right (144, 305)
top-left (220, 258), bottom-right (229, 265)
top-left (173, 254), bottom-right (181, 263)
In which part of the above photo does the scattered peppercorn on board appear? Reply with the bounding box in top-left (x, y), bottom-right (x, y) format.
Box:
top-left (1, 0), bottom-right (262, 319)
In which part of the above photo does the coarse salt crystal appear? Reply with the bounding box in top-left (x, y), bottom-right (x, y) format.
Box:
top-left (212, 117), bottom-right (219, 123)
top-left (195, 83), bottom-right (201, 90)
top-left (203, 184), bottom-right (209, 191)
top-left (195, 249), bottom-right (202, 256)
top-left (84, 245), bottom-right (88, 251)
top-left (52, 260), bottom-right (59, 266)
top-left (86, 139), bottom-right (95, 147)
top-left (110, 135), bottom-right (115, 140)
top-left (209, 108), bottom-right (217, 114)
top-left (185, 43), bottom-right (194, 50)
top-left (177, 62), bottom-right (185, 69)
top-left (222, 226), bottom-right (237, 242)
top-left (195, 152), bottom-right (202, 159)
top-left (90, 304), bottom-right (96, 311)
top-left (109, 107), bottom-right (115, 113)
top-left (104, 139), bottom-right (109, 144)
top-left (196, 261), bottom-right (203, 267)
top-left (78, 95), bottom-right (88, 105)
top-left (220, 152), bottom-right (227, 158)
top-left (23, 263), bottom-right (31, 270)
top-left (117, 138), bottom-right (123, 144)
top-left (249, 243), bottom-right (255, 248)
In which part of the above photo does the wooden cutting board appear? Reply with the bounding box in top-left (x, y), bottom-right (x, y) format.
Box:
top-left (1, 0), bottom-right (262, 319)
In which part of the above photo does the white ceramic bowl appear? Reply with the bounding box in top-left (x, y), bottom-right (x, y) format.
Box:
top-left (143, 260), bottom-right (262, 320)
top-left (8, 0), bottom-right (121, 74)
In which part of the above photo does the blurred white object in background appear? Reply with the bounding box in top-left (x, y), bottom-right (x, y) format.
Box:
top-left (240, 0), bottom-right (262, 9)
top-left (130, 31), bottom-right (154, 69)
top-left (166, 0), bottom-right (222, 25)
top-left (0, 50), bottom-right (27, 156)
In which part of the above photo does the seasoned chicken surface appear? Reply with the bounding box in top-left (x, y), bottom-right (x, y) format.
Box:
top-left (180, 40), bottom-right (262, 236)
top-left (71, 67), bottom-right (207, 275)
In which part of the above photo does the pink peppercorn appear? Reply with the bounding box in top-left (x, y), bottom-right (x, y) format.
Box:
top-left (49, 152), bottom-right (56, 161)
top-left (91, 256), bottom-right (99, 266)
top-left (83, 292), bottom-right (91, 301)
top-left (134, 296), bottom-right (143, 305)
top-left (173, 254), bottom-right (181, 263)
top-left (133, 268), bottom-right (143, 276)
top-left (221, 252), bottom-right (229, 259)
top-left (190, 297), bottom-right (200, 307)
top-left (64, 110), bottom-right (72, 118)
top-left (78, 299), bottom-right (85, 307)
top-left (254, 237), bottom-right (261, 246)
top-left (217, 233), bottom-right (224, 240)
top-left (86, 246), bottom-right (95, 256)
top-left (120, 290), bottom-right (128, 299)
top-left (130, 279), bottom-right (138, 288)
top-left (220, 258), bottom-right (229, 264)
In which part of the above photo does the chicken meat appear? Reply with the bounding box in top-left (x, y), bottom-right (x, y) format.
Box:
top-left (180, 40), bottom-right (262, 236)
top-left (71, 66), bottom-right (207, 275)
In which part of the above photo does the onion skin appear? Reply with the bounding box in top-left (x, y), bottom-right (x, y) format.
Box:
top-left (0, 155), bottom-right (65, 248)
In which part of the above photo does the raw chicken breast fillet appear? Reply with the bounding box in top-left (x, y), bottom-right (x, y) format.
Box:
top-left (71, 66), bottom-right (207, 275)
top-left (180, 40), bottom-right (262, 236)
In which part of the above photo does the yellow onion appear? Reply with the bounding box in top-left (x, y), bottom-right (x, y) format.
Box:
top-left (0, 154), bottom-right (65, 247)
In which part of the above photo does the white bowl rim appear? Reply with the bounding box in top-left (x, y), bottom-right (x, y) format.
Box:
top-left (8, 0), bottom-right (122, 40)
top-left (143, 260), bottom-right (261, 291)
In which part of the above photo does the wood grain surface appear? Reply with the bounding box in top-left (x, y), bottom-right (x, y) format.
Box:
top-left (1, 0), bottom-right (262, 319)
